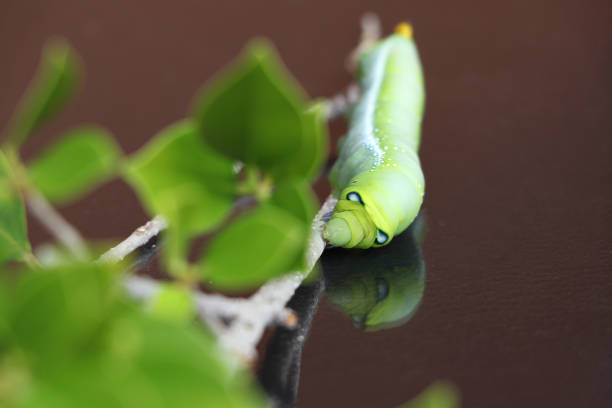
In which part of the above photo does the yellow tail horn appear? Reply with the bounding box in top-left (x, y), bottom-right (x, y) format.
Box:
top-left (394, 22), bottom-right (413, 39)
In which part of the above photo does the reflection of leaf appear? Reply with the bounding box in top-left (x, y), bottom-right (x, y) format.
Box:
top-left (202, 205), bottom-right (307, 291)
top-left (397, 381), bottom-right (460, 408)
top-left (125, 120), bottom-right (236, 237)
top-left (0, 151), bottom-right (30, 264)
top-left (4, 38), bottom-right (80, 146)
top-left (194, 39), bottom-right (327, 181)
top-left (27, 126), bottom-right (121, 204)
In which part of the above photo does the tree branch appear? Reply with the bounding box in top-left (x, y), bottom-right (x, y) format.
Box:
top-left (25, 189), bottom-right (89, 260)
top-left (202, 195), bottom-right (336, 361)
top-left (346, 12), bottom-right (382, 71)
top-left (98, 215), bottom-right (167, 263)
top-left (324, 84), bottom-right (360, 121)
top-left (117, 195), bottom-right (337, 362)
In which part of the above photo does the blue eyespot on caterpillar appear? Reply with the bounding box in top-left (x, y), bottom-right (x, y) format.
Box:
top-left (324, 22), bottom-right (426, 249)
top-left (347, 191), bottom-right (364, 205)
top-left (375, 230), bottom-right (388, 245)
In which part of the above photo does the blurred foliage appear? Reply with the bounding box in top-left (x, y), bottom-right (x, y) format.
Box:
top-left (1, 35), bottom-right (327, 286)
top-left (126, 40), bottom-right (325, 287)
top-left (125, 120), bottom-right (237, 277)
top-left (269, 182), bottom-right (318, 225)
top-left (193, 39), bottom-right (327, 182)
top-left (0, 152), bottom-right (30, 264)
top-left (0, 34), bottom-right (328, 406)
top-left (202, 205), bottom-right (304, 290)
top-left (397, 382), bottom-right (460, 408)
top-left (203, 182), bottom-right (316, 290)
top-left (27, 126), bottom-right (121, 204)
top-left (3, 39), bottom-right (80, 148)
top-left (126, 120), bottom-right (236, 238)
top-left (0, 34), bottom-right (327, 407)
top-left (292, 102), bottom-right (329, 181)
top-left (0, 264), bottom-right (265, 408)
top-left (147, 283), bottom-right (196, 323)
top-left (0, 31), bottom-right (458, 408)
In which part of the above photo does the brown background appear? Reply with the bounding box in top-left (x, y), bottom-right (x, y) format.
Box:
top-left (1, 0), bottom-right (611, 407)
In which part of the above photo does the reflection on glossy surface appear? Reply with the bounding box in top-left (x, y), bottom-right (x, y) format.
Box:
top-left (322, 214), bottom-right (425, 331)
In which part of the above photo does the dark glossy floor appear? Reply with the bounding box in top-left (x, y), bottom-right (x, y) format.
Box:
top-left (1, 0), bottom-right (610, 407)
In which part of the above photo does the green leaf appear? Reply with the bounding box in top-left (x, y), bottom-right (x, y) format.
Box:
top-left (279, 101), bottom-right (329, 181)
top-left (125, 120), bottom-right (236, 237)
top-left (398, 381), bottom-right (460, 408)
top-left (0, 151), bottom-right (31, 264)
top-left (148, 284), bottom-right (195, 323)
top-left (27, 126), bottom-right (121, 204)
top-left (104, 311), bottom-right (265, 408)
top-left (267, 182), bottom-right (317, 273)
top-left (3, 38), bottom-right (81, 147)
top-left (8, 263), bottom-right (119, 361)
top-left (193, 39), bottom-right (309, 175)
top-left (3, 265), bottom-right (265, 408)
top-left (269, 182), bottom-right (317, 225)
top-left (0, 274), bottom-right (9, 345)
top-left (202, 204), bottom-right (308, 291)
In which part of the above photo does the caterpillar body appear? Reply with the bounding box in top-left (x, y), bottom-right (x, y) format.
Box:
top-left (324, 23), bottom-right (425, 249)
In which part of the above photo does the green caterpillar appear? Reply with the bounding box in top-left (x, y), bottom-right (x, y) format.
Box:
top-left (324, 23), bottom-right (425, 249)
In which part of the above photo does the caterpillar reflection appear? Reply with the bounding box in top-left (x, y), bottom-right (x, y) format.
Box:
top-left (324, 22), bottom-right (425, 249)
top-left (322, 214), bottom-right (425, 331)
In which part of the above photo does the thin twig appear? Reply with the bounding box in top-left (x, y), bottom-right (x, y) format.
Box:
top-left (346, 12), bottom-right (382, 71)
top-left (97, 196), bottom-right (255, 265)
top-left (325, 84), bottom-right (360, 121)
top-left (98, 215), bottom-right (167, 263)
top-left (325, 13), bottom-right (380, 120)
top-left (25, 190), bottom-right (89, 260)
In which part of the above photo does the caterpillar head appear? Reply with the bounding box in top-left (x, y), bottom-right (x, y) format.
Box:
top-left (325, 163), bottom-right (424, 249)
top-left (324, 189), bottom-right (393, 249)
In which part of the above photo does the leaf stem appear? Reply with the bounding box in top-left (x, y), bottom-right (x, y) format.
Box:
top-left (5, 149), bottom-right (89, 260)
top-left (254, 174), bottom-right (273, 201)
top-left (22, 251), bottom-right (40, 269)
top-left (25, 189), bottom-right (89, 260)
